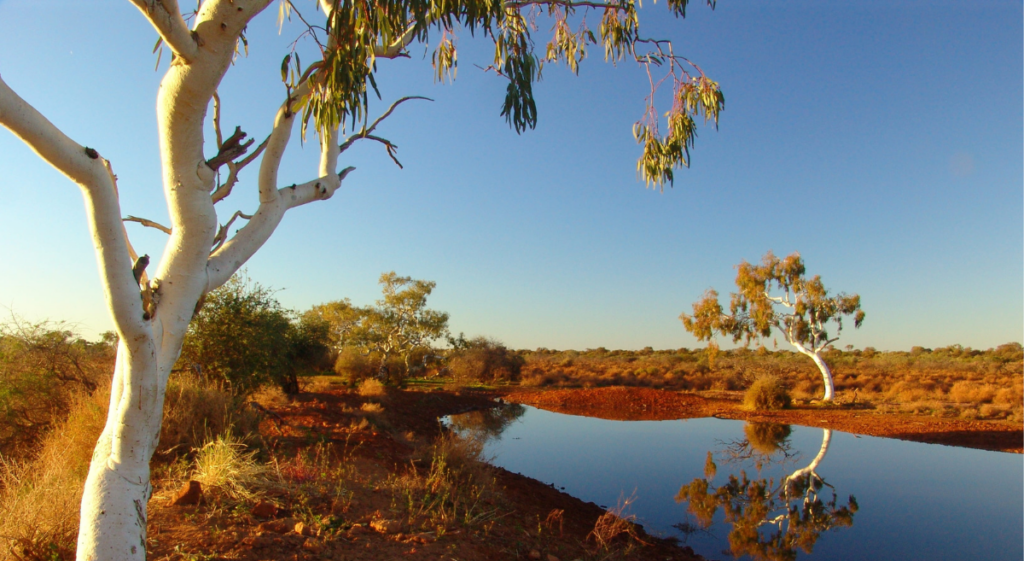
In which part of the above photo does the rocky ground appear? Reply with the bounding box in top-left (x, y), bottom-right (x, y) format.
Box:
top-left (146, 386), bottom-right (701, 561)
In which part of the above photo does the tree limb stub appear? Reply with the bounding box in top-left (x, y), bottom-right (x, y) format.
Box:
top-left (124, 215), bottom-right (172, 235)
top-left (206, 126), bottom-right (254, 171)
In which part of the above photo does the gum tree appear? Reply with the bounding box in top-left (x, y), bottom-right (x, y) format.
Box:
top-left (680, 252), bottom-right (865, 402)
top-left (351, 272), bottom-right (450, 380)
top-left (0, 0), bottom-right (724, 558)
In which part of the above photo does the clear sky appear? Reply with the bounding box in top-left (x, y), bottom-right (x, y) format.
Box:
top-left (0, 0), bottom-right (1020, 351)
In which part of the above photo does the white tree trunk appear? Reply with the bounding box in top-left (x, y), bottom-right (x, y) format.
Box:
top-left (809, 352), bottom-right (836, 402)
top-left (785, 334), bottom-right (836, 402)
top-left (786, 428), bottom-right (832, 486)
top-left (2, 2), bottom-right (357, 559)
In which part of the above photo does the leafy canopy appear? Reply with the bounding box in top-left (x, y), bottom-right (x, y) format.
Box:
top-left (680, 251), bottom-right (865, 353)
top-left (275, 0), bottom-right (724, 188)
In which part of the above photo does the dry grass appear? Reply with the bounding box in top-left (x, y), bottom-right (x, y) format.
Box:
top-left (0, 384), bottom-right (108, 560)
top-left (357, 378), bottom-right (386, 397)
top-left (191, 432), bottom-right (271, 501)
top-left (586, 494), bottom-right (646, 552)
top-left (387, 432), bottom-right (498, 533)
top-left (517, 344), bottom-right (1023, 419)
top-left (160, 374), bottom-right (260, 455)
top-left (0, 371), bottom-right (263, 560)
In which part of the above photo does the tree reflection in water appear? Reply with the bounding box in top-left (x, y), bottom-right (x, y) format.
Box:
top-left (675, 423), bottom-right (857, 561)
top-left (446, 402), bottom-right (527, 444)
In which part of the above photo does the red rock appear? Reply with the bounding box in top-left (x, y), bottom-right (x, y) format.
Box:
top-left (528, 550), bottom-right (542, 560)
top-left (171, 480), bottom-right (202, 506)
top-left (251, 500), bottom-right (279, 519)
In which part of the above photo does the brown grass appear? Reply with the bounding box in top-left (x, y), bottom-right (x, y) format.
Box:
top-left (516, 344), bottom-right (1023, 419)
top-left (0, 383), bottom-right (107, 560)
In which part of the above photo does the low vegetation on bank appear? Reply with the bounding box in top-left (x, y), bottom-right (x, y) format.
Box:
top-left (1, 310), bottom-right (1020, 559)
top-left (516, 344), bottom-right (1023, 421)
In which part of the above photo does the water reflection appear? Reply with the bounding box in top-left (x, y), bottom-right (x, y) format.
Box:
top-left (676, 423), bottom-right (856, 561)
top-left (446, 401), bottom-right (526, 443)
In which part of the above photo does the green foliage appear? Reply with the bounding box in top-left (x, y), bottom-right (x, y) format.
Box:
top-left (682, 252), bottom-right (865, 352)
top-left (284, 0), bottom-right (722, 189)
top-left (180, 274), bottom-right (331, 395)
top-left (447, 336), bottom-right (524, 383)
top-left (347, 272), bottom-right (450, 381)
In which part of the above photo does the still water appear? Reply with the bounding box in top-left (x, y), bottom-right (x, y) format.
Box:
top-left (446, 405), bottom-right (1023, 561)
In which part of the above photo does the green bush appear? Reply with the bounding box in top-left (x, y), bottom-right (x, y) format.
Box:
top-left (334, 346), bottom-right (375, 384)
top-left (743, 375), bottom-right (791, 411)
top-left (447, 337), bottom-right (524, 383)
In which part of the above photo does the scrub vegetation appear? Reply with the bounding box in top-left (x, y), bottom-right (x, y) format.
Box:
top-left (516, 344), bottom-right (1024, 421)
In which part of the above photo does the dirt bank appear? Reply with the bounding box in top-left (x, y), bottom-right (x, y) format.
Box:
top-left (146, 386), bottom-right (702, 561)
top-left (501, 386), bottom-right (1023, 453)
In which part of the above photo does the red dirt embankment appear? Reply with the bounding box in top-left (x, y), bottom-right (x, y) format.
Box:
top-left (147, 387), bottom-right (702, 561)
top-left (501, 386), bottom-right (1024, 454)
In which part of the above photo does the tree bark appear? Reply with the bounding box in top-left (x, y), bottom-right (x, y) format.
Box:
top-left (808, 352), bottom-right (836, 402)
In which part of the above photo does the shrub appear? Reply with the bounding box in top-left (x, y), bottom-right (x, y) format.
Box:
top-left (743, 375), bottom-right (791, 411)
top-left (180, 274), bottom-right (321, 396)
top-left (0, 319), bottom-right (111, 456)
top-left (357, 378), bottom-right (386, 397)
top-left (447, 337), bottom-right (524, 383)
top-left (333, 346), bottom-right (376, 383)
top-left (948, 381), bottom-right (996, 404)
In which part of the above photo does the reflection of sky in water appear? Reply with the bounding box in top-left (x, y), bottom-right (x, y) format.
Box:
top-left (446, 406), bottom-right (1023, 561)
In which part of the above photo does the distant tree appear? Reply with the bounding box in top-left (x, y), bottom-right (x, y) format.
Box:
top-left (350, 272), bottom-right (450, 381)
top-left (303, 299), bottom-right (365, 352)
top-left (680, 252), bottom-right (865, 402)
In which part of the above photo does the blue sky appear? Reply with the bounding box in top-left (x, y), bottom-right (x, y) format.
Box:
top-left (0, 0), bottom-right (1020, 351)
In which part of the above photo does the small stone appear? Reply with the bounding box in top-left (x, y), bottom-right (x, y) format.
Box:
top-left (528, 550), bottom-right (542, 560)
top-left (301, 538), bottom-right (323, 552)
top-left (251, 500), bottom-right (279, 519)
top-left (171, 480), bottom-right (202, 506)
top-left (258, 517), bottom-right (298, 534)
top-left (370, 518), bottom-right (402, 534)
top-left (294, 521), bottom-right (315, 536)
top-left (547, 555), bottom-right (560, 561)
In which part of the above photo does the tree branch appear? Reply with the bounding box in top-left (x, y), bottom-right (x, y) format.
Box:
top-left (123, 215), bottom-right (172, 235)
top-left (210, 210), bottom-right (253, 253)
top-left (127, 0), bottom-right (200, 62)
top-left (0, 76), bottom-right (148, 340)
top-left (372, 25), bottom-right (418, 59)
top-left (206, 126), bottom-right (255, 171)
top-left (211, 135), bottom-right (270, 203)
top-left (339, 96), bottom-right (432, 158)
